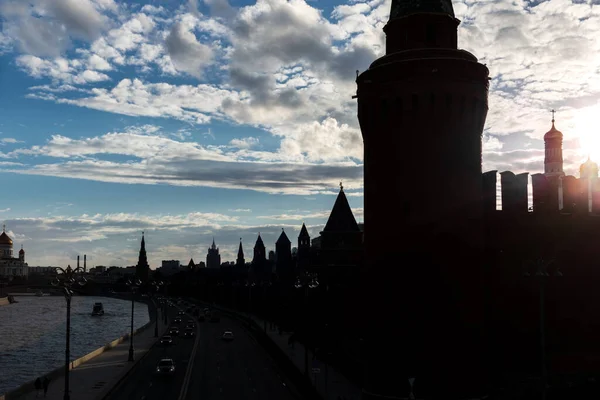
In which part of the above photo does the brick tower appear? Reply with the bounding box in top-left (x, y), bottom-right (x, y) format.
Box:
top-left (356, 0), bottom-right (490, 398)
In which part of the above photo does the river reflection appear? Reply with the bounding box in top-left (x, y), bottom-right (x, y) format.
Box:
top-left (0, 295), bottom-right (149, 395)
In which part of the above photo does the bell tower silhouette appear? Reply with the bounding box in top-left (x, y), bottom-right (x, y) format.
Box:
top-left (356, 0), bottom-right (490, 398)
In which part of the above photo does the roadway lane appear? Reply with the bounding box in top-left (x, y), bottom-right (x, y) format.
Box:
top-left (108, 305), bottom-right (196, 400)
top-left (186, 315), bottom-right (299, 400)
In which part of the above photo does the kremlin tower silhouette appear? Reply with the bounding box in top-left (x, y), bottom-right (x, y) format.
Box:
top-left (356, 0), bottom-right (490, 398)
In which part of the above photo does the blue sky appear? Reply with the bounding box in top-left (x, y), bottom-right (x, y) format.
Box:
top-left (0, 0), bottom-right (599, 267)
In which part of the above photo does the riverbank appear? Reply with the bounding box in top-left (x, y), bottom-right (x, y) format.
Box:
top-left (0, 296), bottom-right (150, 396)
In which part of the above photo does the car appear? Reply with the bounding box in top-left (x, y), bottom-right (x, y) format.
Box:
top-left (186, 323), bottom-right (196, 329)
top-left (178, 311), bottom-right (185, 316)
top-left (222, 331), bottom-right (234, 341)
top-left (168, 327), bottom-right (180, 336)
top-left (156, 358), bottom-right (176, 376)
top-left (184, 328), bottom-right (195, 337)
top-left (173, 317), bottom-right (182, 324)
top-left (160, 336), bottom-right (173, 346)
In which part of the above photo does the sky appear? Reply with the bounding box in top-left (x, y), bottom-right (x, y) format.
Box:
top-left (0, 0), bottom-right (598, 267)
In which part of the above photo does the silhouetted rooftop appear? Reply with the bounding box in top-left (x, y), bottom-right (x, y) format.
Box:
top-left (299, 223), bottom-right (310, 238)
top-left (323, 189), bottom-right (360, 233)
top-left (390, 0), bottom-right (455, 19)
top-left (276, 229), bottom-right (291, 245)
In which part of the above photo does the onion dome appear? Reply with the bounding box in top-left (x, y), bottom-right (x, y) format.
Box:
top-left (0, 226), bottom-right (12, 246)
top-left (544, 120), bottom-right (563, 141)
top-left (580, 156), bottom-right (599, 179)
top-left (19, 245), bottom-right (24, 254)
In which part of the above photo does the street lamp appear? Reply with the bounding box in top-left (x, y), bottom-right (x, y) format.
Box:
top-left (149, 280), bottom-right (163, 337)
top-left (260, 280), bottom-right (271, 331)
top-left (523, 258), bottom-right (562, 400)
top-left (51, 265), bottom-right (86, 400)
top-left (295, 273), bottom-right (319, 377)
top-left (126, 279), bottom-right (142, 362)
top-left (245, 280), bottom-right (256, 315)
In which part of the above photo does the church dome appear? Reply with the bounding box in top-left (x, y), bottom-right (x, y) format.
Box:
top-left (580, 157), bottom-right (599, 179)
top-left (19, 247), bottom-right (24, 254)
top-left (0, 231), bottom-right (12, 246)
top-left (544, 121), bottom-right (563, 140)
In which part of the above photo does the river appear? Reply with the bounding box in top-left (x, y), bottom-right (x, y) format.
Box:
top-left (0, 295), bottom-right (150, 395)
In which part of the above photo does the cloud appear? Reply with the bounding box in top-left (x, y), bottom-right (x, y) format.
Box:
top-left (0, 138), bottom-right (23, 144)
top-left (4, 128), bottom-right (363, 195)
top-left (229, 137), bottom-right (259, 149)
top-left (165, 22), bottom-right (214, 78)
top-left (0, 208), bottom-right (10, 213)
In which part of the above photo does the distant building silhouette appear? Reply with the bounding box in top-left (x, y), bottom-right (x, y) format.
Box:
top-left (236, 238), bottom-right (245, 269)
top-left (296, 223), bottom-right (311, 272)
top-left (135, 232), bottom-right (149, 282)
top-left (275, 229), bottom-right (293, 282)
top-left (187, 258), bottom-right (195, 270)
top-left (206, 238), bottom-right (221, 269)
top-left (356, 0), bottom-right (490, 397)
top-left (251, 233), bottom-right (267, 281)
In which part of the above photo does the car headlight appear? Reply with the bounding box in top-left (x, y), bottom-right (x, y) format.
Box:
top-left (170, 367), bottom-right (175, 371)
top-left (156, 367), bottom-right (161, 372)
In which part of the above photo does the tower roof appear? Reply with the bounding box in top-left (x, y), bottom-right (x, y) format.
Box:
top-left (390, 0), bottom-right (455, 20)
top-left (580, 156), bottom-right (599, 178)
top-left (299, 223), bottom-right (309, 238)
top-left (323, 187), bottom-right (360, 233)
top-left (237, 239), bottom-right (244, 258)
top-left (0, 225), bottom-right (12, 246)
top-left (19, 245), bottom-right (24, 254)
top-left (188, 258), bottom-right (195, 267)
top-left (544, 111), bottom-right (563, 140)
top-left (276, 229), bottom-right (291, 245)
top-left (255, 233), bottom-right (265, 248)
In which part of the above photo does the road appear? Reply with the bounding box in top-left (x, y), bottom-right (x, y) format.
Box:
top-left (107, 304), bottom-right (194, 400)
top-left (108, 303), bottom-right (298, 400)
top-left (185, 315), bottom-right (298, 400)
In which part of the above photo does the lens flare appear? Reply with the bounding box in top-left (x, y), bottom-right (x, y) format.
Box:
top-left (573, 107), bottom-right (600, 162)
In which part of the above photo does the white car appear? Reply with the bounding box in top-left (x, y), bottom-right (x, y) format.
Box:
top-left (155, 358), bottom-right (175, 376)
top-left (222, 331), bottom-right (234, 341)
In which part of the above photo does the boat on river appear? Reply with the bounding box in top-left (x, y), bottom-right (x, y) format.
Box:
top-left (92, 302), bottom-right (104, 316)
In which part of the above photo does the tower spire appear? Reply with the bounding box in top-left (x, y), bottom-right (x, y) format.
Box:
top-left (551, 109), bottom-right (555, 124)
top-left (136, 231), bottom-right (149, 281)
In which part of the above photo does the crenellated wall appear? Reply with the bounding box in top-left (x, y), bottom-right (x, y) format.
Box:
top-left (485, 171), bottom-right (600, 215)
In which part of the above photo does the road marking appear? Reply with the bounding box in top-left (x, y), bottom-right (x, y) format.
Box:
top-left (177, 318), bottom-right (201, 400)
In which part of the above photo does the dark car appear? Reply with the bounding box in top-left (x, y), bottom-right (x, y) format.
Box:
top-left (222, 330), bottom-right (234, 341)
top-left (173, 317), bottom-right (182, 324)
top-left (168, 327), bottom-right (180, 336)
top-left (160, 335), bottom-right (173, 346)
top-left (184, 328), bottom-right (195, 338)
top-left (178, 311), bottom-right (185, 316)
top-left (155, 358), bottom-right (175, 376)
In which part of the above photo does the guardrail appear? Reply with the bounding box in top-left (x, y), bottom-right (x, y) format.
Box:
top-left (0, 301), bottom-right (156, 400)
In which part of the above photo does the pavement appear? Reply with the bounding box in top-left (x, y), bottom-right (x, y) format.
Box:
top-left (12, 302), bottom-right (168, 400)
top-left (201, 302), bottom-right (362, 400)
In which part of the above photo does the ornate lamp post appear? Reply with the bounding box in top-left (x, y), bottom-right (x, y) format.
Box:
top-left (51, 265), bottom-right (86, 400)
top-left (149, 280), bottom-right (163, 337)
top-left (523, 258), bottom-right (562, 400)
top-left (126, 279), bottom-right (142, 362)
top-left (295, 273), bottom-right (319, 376)
top-left (245, 280), bottom-right (256, 315)
top-left (260, 280), bottom-right (271, 331)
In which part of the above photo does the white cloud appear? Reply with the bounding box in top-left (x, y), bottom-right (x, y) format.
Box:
top-left (165, 22), bottom-right (215, 78)
top-left (229, 137), bottom-right (259, 149)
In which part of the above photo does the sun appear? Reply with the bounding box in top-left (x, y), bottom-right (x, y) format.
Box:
top-left (573, 106), bottom-right (600, 162)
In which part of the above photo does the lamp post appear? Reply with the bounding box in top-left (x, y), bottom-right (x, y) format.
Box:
top-left (295, 273), bottom-right (319, 377)
top-left (149, 280), bottom-right (163, 337)
top-left (261, 280), bottom-right (271, 331)
top-left (126, 279), bottom-right (142, 362)
top-left (523, 258), bottom-right (562, 400)
top-left (51, 265), bottom-right (86, 400)
top-left (245, 280), bottom-right (256, 315)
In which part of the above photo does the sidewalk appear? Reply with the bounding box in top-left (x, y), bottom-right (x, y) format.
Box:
top-left (11, 305), bottom-right (168, 400)
top-left (206, 302), bottom-right (362, 400)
